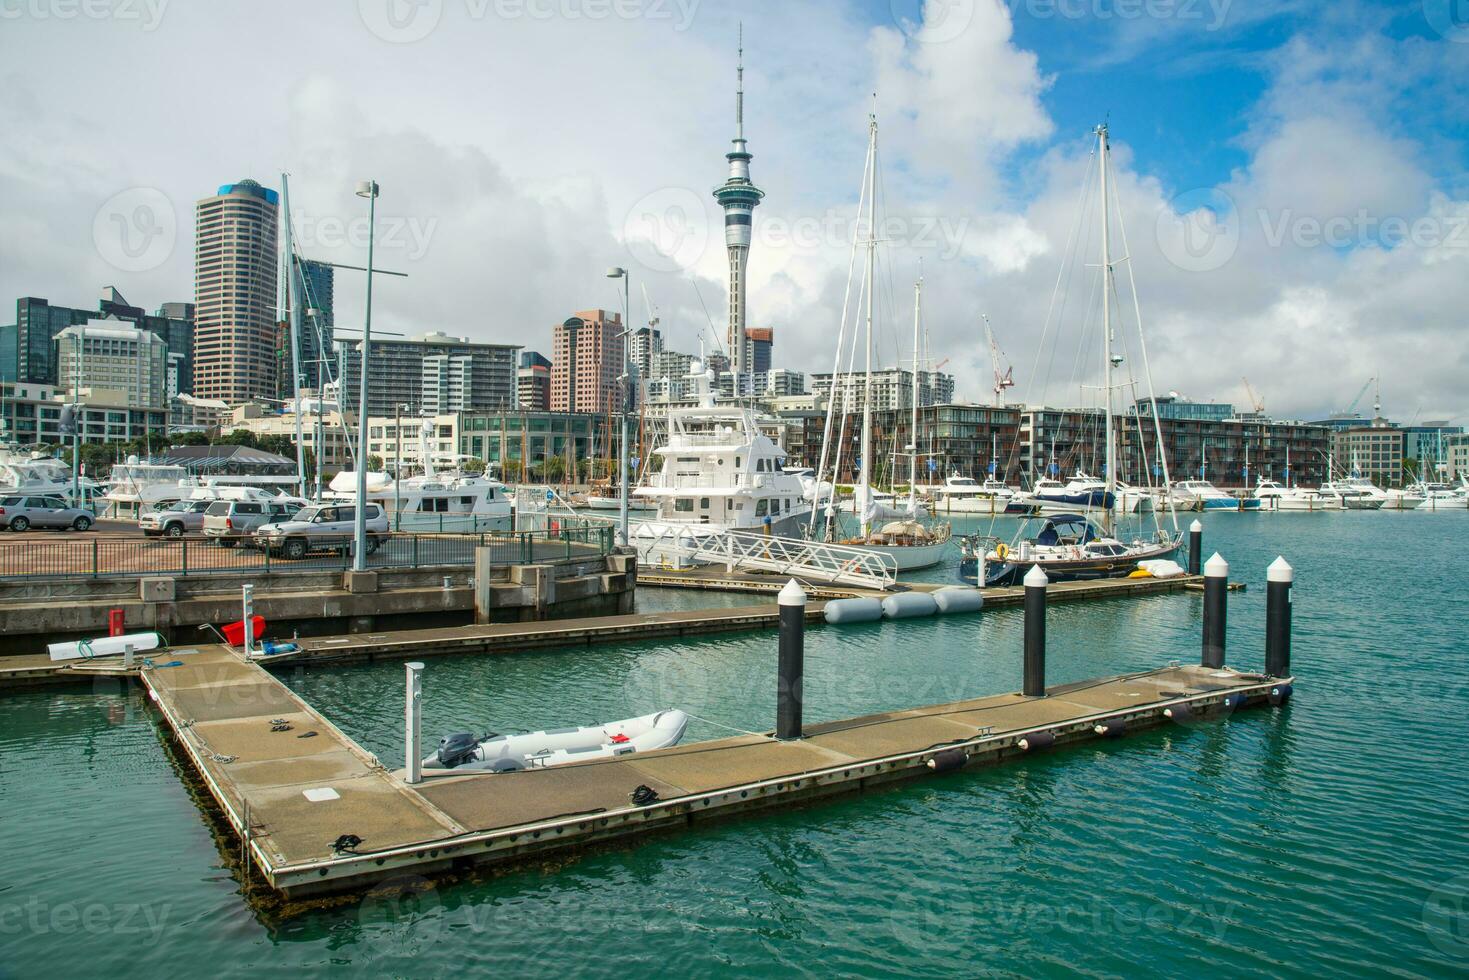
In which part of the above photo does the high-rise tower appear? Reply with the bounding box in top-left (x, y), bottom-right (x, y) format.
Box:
top-left (194, 179), bottom-right (279, 404)
top-left (712, 28), bottom-right (764, 394)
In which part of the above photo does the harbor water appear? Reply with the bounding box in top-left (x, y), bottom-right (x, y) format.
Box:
top-left (2, 511), bottom-right (1467, 976)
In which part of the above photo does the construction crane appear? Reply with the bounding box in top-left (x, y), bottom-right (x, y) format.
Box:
top-left (1340, 376), bottom-right (1375, 417)
top-left (1241, 377), bottom-right (1265, 415)
top-left (981, 314), bottom-right (1015, 407)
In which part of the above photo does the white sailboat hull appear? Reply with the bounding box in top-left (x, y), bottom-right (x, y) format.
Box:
top-left (838, 538), bottom-right (950, 571)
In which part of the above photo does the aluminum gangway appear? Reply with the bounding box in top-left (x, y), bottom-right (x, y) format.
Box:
top-left (636, 526), bottom-right (899, 591)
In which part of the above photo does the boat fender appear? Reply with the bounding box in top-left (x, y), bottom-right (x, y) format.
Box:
top-left (926, 748), bottom-right (968, 773)
top-left (1268, 683), bottom-right (1293, 706)
top-left (932, 588), bottom-right (984, 615)
top-left (435, 732), bottom-right (480, 768)
top-left (1163, 703), bottom-right (1193, 724)
top-left (823, 597), bottom-right (884, 625)
top-left (629, 784), bottom-right (660, 806)
top-left (1018, 731), bottom-right (1054, 751)
top-left (1093, 720), bottom-right (1125, 738)
top-left (881, 592), bottom-right (939, 619)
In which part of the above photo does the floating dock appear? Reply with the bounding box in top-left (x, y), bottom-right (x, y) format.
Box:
top-left (138, 639), bottom-right (1288, 899)
top-left (0, 572), bottom-right (1205, 687)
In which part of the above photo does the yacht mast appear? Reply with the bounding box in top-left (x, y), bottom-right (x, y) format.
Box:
top-left (908, 273), bottom-right (921, 513)
top-left (859, 112), bottom-right (877, 538)
top-left (1097, 124), bottom-right (1116, 534)
top-left (280, 173), bottom-right (308, 499)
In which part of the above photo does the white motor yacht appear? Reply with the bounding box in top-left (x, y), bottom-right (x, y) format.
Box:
top-left (1253, 479), bottom-right (1341, 511)
top-left (631, 365), bottom-right (808, 558)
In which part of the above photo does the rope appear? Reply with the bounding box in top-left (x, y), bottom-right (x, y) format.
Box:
top-left (684, 712), bottom-right (774, 740)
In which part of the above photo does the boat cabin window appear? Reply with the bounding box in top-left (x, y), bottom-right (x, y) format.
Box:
top-left (756, 499), bottom-right (768, 516)
top-left (735, 457), bottom-right (741, 468)
top-left (674, 498), bottom-right (693, 513)
top-left (700, 497), bottom-right (710, 509)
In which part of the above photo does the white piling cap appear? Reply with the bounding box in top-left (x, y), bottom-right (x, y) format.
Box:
top-left (1204, 552), bottom-right (1229, 577)
top-left (1190, 519), bottom-right (1203, 532)
top-left (1267, 556), bottom-right (1294, 584)
top-left (1024, 564), bottom-right (1049, 588)
top-left (779, 578), bottom-right (807, 607)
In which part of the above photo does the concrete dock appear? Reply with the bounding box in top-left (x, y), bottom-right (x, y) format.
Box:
top-left (138, 637), bottom-right (1289, 900)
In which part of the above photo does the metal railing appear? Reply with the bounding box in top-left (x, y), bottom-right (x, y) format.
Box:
top-left (0, 522), bottom-right (616, 581)
top-left (635, 525), bottom-right (898, 591)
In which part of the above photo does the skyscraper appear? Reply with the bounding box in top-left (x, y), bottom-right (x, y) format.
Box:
top-left (712, 30), bottom-right (763, 393)
top-left (194, 179), bottom-right (279, 404)
top-left (551, 310), bottom-right (625, 413)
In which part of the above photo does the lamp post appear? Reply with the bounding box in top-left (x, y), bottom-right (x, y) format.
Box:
top-left (394, 402), bottom-right (408, 531)
top-left (605, 266), bottom-right (631, 545)
top-left (353, 179), bottom-right (379, 572)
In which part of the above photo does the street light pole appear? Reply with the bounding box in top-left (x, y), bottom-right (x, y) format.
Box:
top-left (605, 267), bottom-right (631, 545)
top-left (394, 402), bottom-right (407, 531)
top-left (353, 179), bottom-right (379, 572)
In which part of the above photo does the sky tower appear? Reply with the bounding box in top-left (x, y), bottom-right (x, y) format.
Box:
top-left (713, 27), bottom-right (764, 393)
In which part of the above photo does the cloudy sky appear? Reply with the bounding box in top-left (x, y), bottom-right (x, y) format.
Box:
top-left (2, 0), bottom-right (1466, 423)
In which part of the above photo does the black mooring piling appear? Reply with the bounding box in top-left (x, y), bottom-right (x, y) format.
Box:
top-left (1187, 519), bottom-right (1203, 576)
top-left (1265, 556), bottom-right (1293, 677)
top-left (1023, 565), bottom-right (1047, 697)
top-left (776, 579), bottom-right (806, 739)
top-left (1202, 552), bottom-right (1228, 669)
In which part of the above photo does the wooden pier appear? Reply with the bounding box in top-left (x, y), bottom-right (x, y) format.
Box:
top-left (138, 638), bottom-right (1288, 899)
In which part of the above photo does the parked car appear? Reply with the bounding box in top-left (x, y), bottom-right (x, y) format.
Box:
top-left (139, 499), bottom-right (212, 537)
top-left (255, 503), bottom-right (389, 560)
top-left (0, 495), bottom-right (95, 532)
top-left (202, 499), bottom-right (303, 547)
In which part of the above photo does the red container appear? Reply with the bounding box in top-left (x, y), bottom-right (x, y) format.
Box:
top-left (220, 616), bottom-right (267, 646)
top-left (108, 608), bottom-right (125, 637)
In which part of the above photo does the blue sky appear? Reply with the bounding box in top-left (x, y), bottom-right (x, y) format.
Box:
top-left (0, 0), bottom-right (1465, 420)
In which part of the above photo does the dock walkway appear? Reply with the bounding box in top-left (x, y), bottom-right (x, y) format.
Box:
top-left (137, 635), bottom-right (1287, 899)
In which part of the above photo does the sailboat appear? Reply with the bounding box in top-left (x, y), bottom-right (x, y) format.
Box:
top-left (962, 124), bottom-right (1180, 586)
top-left (812, 111), bottom-right (950, 571)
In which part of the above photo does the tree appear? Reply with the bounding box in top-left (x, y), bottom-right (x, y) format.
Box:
top-left (367, 454), bottom-right (384, 470)
top-left (460, 457), bottom-right (486, 474)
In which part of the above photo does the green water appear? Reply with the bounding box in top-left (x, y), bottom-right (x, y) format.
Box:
top-left (3, 511), bottom-right (1467, 977)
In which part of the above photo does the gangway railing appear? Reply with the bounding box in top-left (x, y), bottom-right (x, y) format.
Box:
top-left (634, 525), bottom-right (898, 591)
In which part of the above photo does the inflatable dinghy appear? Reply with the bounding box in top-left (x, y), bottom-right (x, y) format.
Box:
top-left (425, 708), bottom-right (689, 773)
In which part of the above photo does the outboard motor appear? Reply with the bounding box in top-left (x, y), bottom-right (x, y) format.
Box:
top-left (435, 732), bottom-right (480, 769)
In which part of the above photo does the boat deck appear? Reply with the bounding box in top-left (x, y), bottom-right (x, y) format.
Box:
top-left (138, 638), bottom-right (1286, 898)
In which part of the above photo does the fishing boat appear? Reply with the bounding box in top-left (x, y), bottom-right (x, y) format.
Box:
top-left (807, 118), bottom-right (951, 572)
top-left (963, 124), bottom-right (1181, 586)
top-left (423, 708), bottom-right (689, 773)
